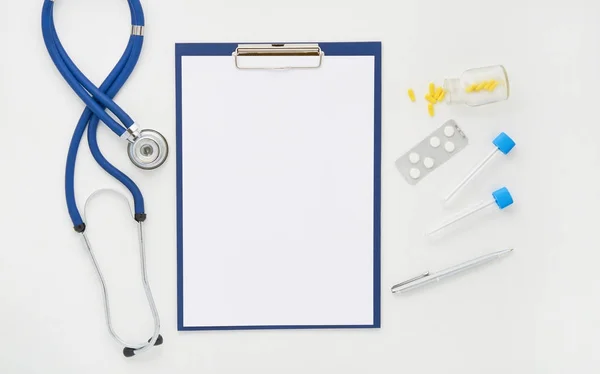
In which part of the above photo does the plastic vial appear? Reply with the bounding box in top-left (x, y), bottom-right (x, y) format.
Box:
top-left (443, 65), bottom-right (509, 106)
top-left (427, 187), bottom-right (514, 236)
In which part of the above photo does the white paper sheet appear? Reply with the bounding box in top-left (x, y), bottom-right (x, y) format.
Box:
top-left (181, 55), bottom-right (376, 328)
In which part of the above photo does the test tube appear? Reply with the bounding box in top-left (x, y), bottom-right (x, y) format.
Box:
top-left (428, 187), bottom-right (514, 236)
top-left (444, 132), bottom-right (515, 204)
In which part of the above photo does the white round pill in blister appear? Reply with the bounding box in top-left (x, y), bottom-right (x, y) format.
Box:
top-left (409, 152), bottom-right (420, 164)
top-left (445, 142), bottom-right (456, 153)
top-left (409, 168), bottom-right (421, 179)
top-left (429, 136), bottom-right (441, 148)
top-left (444, 126), bottom-right (456, 137)
top-left (423, 157), bottom-right (435, 169)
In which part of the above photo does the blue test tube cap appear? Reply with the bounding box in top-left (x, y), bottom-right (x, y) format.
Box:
top-left (492, 187), bottom-right (514, 209)
top-left (492, 132), bottom-right (516, 155)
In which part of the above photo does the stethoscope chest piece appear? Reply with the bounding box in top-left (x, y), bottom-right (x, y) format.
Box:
top-left (128, 129), bottom-right (169, 170)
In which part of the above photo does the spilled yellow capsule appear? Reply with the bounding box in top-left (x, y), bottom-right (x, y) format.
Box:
top-left (429, 83), bottom-right (435, 96)
top-left (428, 103), bottom-right (435, 117)
top-left (434, 87), bottom-right (444, 100)
top-left (425, 94), bottom-right (437, 105)
top-left (408, 89), bottom-right (416, 102)
top-left (475, 81), bottom-right (488, 91)
top-left (437, 89), bottom-right (446, 102)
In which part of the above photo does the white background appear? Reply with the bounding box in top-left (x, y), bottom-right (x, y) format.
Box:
top-left (0, 0), bottom-right (599, 373)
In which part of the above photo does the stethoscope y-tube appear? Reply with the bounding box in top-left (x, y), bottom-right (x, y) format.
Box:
top-left (41, 0), bottom-right (166, 357)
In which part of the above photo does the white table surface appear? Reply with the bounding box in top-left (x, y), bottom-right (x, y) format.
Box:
top-left (1, 0), bottom-right (599, 373)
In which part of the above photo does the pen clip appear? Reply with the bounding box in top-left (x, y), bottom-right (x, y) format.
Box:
top-left (391, 271), bottom-right (430, 293)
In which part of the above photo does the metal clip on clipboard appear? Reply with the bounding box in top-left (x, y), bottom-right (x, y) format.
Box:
top-left (233, 44), bottom-right (324, 69)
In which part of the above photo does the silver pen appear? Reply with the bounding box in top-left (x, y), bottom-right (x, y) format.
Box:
top-left (391, 248), bottom-right (514, 294)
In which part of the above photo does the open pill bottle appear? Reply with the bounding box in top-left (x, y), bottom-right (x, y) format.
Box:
top-left (443, 65), bottom-right (509, 106)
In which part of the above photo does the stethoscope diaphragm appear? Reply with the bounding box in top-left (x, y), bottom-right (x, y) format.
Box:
top-left (127, 129), bottom-right (169, 170)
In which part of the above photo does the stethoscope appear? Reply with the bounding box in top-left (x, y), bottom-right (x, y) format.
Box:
top-left (41, 0), bottom-right (165, 357)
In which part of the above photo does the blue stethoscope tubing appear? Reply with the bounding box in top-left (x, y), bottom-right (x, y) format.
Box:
top-left (41, 0), bottom-right (163, 357)
top-left (41, 0), bottom-right (145, 232)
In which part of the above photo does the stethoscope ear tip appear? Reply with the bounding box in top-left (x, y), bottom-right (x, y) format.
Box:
top-left (122, 334), bottom-right (164, 358)
top-left (123, 347), bottom-right (136, 358)
top-left (152, 334), bottom-right (164, 346)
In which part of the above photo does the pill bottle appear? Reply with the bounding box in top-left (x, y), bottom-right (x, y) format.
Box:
top-left (443, 65), bottom-right (509, 106)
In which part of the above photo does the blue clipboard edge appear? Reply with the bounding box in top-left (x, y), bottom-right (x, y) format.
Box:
top-left (176, 41), bottom-right (382, 331)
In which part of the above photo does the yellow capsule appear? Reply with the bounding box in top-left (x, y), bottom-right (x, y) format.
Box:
top-left (408, 89), bottom-right (416, 102)
top-left (435, 87), bottom-right (444, 100)
top-left (425, 94), bottom-right (437, 105)
top-left (428, 103), bottom-right (435, 117)
top-left (437, 89), bottom-right (446, 102)
top-left (465, 84), bottom-right (476, 93)
top-left (475, 81), bottom-right (488, 91)
top-left (429, 83), bottom-right (435, 96)
top-left (485, 80), bottom-right (496, 91)
top-left (489, 81), bottom-right (499, 91)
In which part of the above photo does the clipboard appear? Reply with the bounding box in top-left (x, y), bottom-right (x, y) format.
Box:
top-left (176, 42), bottom-right (381, 331)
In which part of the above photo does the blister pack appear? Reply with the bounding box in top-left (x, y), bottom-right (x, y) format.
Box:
top-left (396, 120), bottom-right (468, 185)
